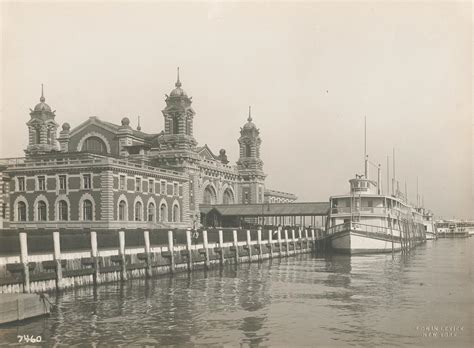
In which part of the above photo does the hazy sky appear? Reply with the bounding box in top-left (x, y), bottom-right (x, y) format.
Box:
top-left (1, 1), bottom-right (472, 219)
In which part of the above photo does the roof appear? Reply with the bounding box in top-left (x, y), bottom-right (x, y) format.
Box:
top-left (200, 202), bottom-right (330, 217)
top-left (196, 144), bottom-right (218, 160)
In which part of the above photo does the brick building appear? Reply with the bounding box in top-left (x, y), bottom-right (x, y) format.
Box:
top-left (0, 72), bottom-right (295, 230)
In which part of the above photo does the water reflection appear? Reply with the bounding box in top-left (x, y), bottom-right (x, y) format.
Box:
top-left (0, 239), bottom-right (472, 347)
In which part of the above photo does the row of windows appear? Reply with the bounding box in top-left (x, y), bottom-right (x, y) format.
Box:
top-left (15, 199), bottom-right (181, 223)
top-left (118, 175), bottom-right (180, 196)
top-left (15, 174), bottom-right (92, 192)
top-left (16, 199), bottom-right (93, 222)
top-left (118, 200), bottom-right (181, 222)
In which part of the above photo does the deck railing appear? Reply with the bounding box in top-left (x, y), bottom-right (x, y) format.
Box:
top-left (327, 222), bottom-right (394, 236)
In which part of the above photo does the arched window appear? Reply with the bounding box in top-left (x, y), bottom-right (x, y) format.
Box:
top-left (245, 144), bottom-right (251, 157)
top-left (36, 129), bottom-right (41, 144)
top-left (83, 200), bottom-right (93, 221)
top-left (58, 200), bottom-right (68, 221)
top-left (223, 189), bottom-right (234, 204)
top-left (37, 201), bottom-right (47, 221)
top-left (135, 201), bottom-right (143, 221)
top-left (148, 202), bottom-right (155, 222)
top-left (17, 202), bottom-right (27, 221)
top-left (46, 128), bottom-right (51, 144)
top-left (160, 203), bottom-right (167, 222)
top-left (173, 117), bottom-right (180, 134)
top-left (203, 185), bottom-right (217, 205)
top-left (172, 204), bottom-right (180, 222)
top-left (119, 200), bottom-right (127, 221)
top-left (82, 136), bottom-right (108, 154)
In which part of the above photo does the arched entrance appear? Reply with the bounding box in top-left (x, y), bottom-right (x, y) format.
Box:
top-left (203, 185), bottom-right (217, 205)
top-left (223, 188), bottom-right (235, 204)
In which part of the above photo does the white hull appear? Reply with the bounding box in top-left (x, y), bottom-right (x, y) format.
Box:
top-left (331, 230), bottom-right (401, 254)
top-left (425, 232), bottom-right (436, 240)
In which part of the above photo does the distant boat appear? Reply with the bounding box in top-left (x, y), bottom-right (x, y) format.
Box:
top-left (435, 220), bottom-right (472, 238)
top-left (326, 174), bottom-right (426, 254)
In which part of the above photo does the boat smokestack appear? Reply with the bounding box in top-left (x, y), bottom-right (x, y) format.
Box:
top-left (377, 164), bottom-right (381, 194)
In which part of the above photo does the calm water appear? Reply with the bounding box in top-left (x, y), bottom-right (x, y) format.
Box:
top-left (1, 239), bottom-right (472, 347)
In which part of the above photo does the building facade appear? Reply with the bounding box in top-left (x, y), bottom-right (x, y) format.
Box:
top-left (0, 73), bottom-right (296, 230)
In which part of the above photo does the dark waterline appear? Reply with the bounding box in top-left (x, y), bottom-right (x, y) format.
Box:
top-left (1, 239), bottom-right (472, 347)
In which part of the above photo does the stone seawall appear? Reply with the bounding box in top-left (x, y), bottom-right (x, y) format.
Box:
top-left (0, 228), bottom-right (328, 294)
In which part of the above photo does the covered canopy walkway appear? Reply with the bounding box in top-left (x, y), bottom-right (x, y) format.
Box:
top-left (200, 202), bottom-right (330, 229)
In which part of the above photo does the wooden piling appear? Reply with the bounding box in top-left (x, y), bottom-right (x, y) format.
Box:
top-left (233, 230), bottom-right (239, 263)
top-left (284, 229), bottom-right (289, 256)
top-left (297, 229), bottom-right (302, 251)
top-left (53, 231), bottom-right (63, 290)
top-left (185, 229), bottom-right (193, 272)
top-left (90, 231), bottom-right (99, 285)
top-left (257, 229), bottom-right (263, 261)
top-left (218, 230), bottom-right (225, 265)
top-left (168, 230), bottom-right (175, 273)
top-left (119, 230), bottom-right (127, 280)
top-left (202, 230), bottom-right (210, 269)
top-left (278, 229), bottom-right (283, 257)
top-left (246, 230), bottom-right (252, 262)
top-left (144, 230), bottom-right (153, 277)
top-left (268, 229), bottom-right (273, 259)
top-left (304, 229), bottom-right (309, 250)
top-left (291, 229), bottom-right (296, 255)
top-left (19, 232), bottom-right (30, 293)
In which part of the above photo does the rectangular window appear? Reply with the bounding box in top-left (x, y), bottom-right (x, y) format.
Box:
top-left (368, 200), bottom-right (373, 207)
top-left (160, 181), bottom-right (166, 195)
top-left (38, 176), bottom-right (46, 191)
top-left (149, 179), bottom-right (154, 193)
top-left (119, 175), bottom-right (126, 190)
top-left (83, 174), bottom-right (92, 189)
top-left (59, 175), bottom-right (67, 190)
top-left (244, 192), bottom-right (249, 204)
top-left (173, 183), bottom-right (178, 196)
top-left (136, 177), bottom-right (141, 192)
top-left (18, 177), bottom-right (25, 191)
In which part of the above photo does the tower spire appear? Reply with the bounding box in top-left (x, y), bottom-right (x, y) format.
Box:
top-left (175, 67), bottom-right (182, 88)
top-left (248, 105), bottom-right (252, 122)
top-left (137, 115), bottom-right (141, 131)
top-left (40, 84), bottom-right (45, 102)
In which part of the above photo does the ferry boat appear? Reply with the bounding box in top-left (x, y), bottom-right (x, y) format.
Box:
top-left (435, 220), bottom-right (471, 238)
top-left (326, 172), bottom-right (426, 254)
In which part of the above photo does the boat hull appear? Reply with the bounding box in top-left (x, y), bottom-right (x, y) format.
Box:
top-left (331, 230), bottom-right (402, 254)
top-left (425, 232), bottom-right (436, 240)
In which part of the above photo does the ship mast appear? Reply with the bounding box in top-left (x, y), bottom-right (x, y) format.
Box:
top-left (364, 116), bottom-right (368, 179)
top-left (392, 148), bottom-right (396, 196)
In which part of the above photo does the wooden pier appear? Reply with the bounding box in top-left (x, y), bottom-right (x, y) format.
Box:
top-left (0, 228), bottom-right (329, 294)
top-left (0, 293), bottom-right (51, 324)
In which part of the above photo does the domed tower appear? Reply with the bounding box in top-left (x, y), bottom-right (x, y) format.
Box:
top-left (160, 68), bottom-right (197, 150)
top-left (237, 107), bottom-right (266, 204)
top-left (25, 85), bottom-right (59, 156)
top-left (152, 68), bottom-right (201, 226)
